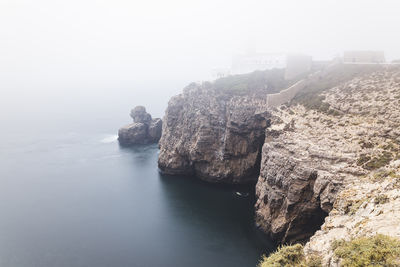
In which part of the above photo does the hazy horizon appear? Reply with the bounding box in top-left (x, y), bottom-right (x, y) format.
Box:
top-left (1, 0), bottom-right (400, 119)
top-left (1, 2), bottom-right (400, 266)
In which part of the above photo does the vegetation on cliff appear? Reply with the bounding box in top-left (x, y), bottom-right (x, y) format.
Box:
top-left (332, 234), bottom-right (400, 266)
top-left (259, 234), bottom-right (400, 267)
top-left (258, 67), bottom-right (400, 266)
top-left (213, 69), bottom-right (301, 95)
top-left (258, 244), bottom-right (321, 267)
top-left (291, 64), bottom-right (382, 113)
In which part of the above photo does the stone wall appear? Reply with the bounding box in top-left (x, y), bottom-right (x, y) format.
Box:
top-left (266, 59), bottom-right (341, 108)
top-left (266, 79), bottom-right (307, 108)
top-left (343, 51), bottom-right (385, 63)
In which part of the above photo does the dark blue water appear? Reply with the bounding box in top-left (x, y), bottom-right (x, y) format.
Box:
top-left (0, 85), bottom-right (274, 267)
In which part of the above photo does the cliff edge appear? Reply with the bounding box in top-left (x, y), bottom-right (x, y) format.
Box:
top-left (258, 66), bottom-right (400, 265)
top-left (158, 62), bottom-right (400, 265)
top-left (158, 69), bottom-right (296, 183)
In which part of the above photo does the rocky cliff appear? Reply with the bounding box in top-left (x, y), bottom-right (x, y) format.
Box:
top-left (158, 63), bottom-right (400, 265)
top-left (258, 65), bottom-right (400, 265)
top-left (301, 67), bottom-right (400, 265)
top-left (158, 69), bottom-right (295, 183)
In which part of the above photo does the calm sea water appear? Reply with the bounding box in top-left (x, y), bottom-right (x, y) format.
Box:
top-left (0, 84), bottom-right (274, 267)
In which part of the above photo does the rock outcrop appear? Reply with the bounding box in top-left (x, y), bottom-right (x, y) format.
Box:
top-left (158, 69), bottom-right (294, 183)
top-left (157, 61), bottom-right (400, 262)
top-left (255, 104), bottom-right (352, 244)
top-left (118, 106), bottom-right (162, 145)
top-left (256, 66), bottom-right (400, 265)
top-left (300, 67), bottom-right (400, 266)
top-left (254, 63), bottom-right (387, 244)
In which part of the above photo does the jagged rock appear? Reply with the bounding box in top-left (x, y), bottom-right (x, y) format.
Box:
top-left (301, 67), bottom-right (400, 266)
top-left (118, 122), bottom-right (148, 145)
top-left (157, 65), bottom-right (400, 255)
top-left (255, 140), bottom-right (334, 244)
top-left (130, 106), bottom-right (152, 124)
top-left (254, 67), bottom-right (400, 265)
top-left (148, 118), bottom-right (162, 142)
top-left (157, 77), bottom-right (288, 183)
top-left (118, 106), bottom-right (162, 145)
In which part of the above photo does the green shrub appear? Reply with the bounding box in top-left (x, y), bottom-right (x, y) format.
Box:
top-left (382, 142), bottom-right (400, 153)
top-left (372, 170), bottom-right (396, 182)
top-left (297, 95), bottom-right (330, 113)
top-left (291, 64), bottom-right (382, 112)
top-left (357, 154), bottom-right (371, 166)
top-left (359, 140), bottom-right (374, 149)
top-left (344, 199), bottom-right (366, 215)
top-left (363, 151), bottom-right (393, 170)
top-left (213, 69), bottom-right (294, 95)
top-left (333, 234), bottom-right (400, 266)
top-left (374, 194), bottom-right (389, 205)
top-left (258, 244), bottom-right (322, 267)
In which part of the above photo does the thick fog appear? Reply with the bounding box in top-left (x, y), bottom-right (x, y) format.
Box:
top-left (1, 0), bottom-right (400, 123)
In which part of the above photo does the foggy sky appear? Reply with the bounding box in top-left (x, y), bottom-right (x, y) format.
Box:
top-left (1, 0), bottom-right (400, 102)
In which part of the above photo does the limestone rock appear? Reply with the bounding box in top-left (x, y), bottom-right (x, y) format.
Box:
top-left (130, 106), bottom-right (152, 124)
top-left (255, 66), bottom-right (400, 246)
top-left (148, 118), bottom-right (162, 142)
top-left (157, 79), bottom-right (283, 183)
top-left (157, 64), bottom-right (400, 255)
top-left (118, 106), bottom-right (162, 145)
top-left (118, 122), bottom-right (148, 145)
top-left (300, 67), bottom-right (400, 266)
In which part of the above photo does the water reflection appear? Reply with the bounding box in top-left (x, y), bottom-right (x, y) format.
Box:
top-left (0, 132), bottom-right (274, 267)
top-left (157, 173), bottom-right (275, 267)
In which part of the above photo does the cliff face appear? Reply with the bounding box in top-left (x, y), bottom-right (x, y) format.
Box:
top-left (256, 66), bottom-right (400, 265)
top-left (301, 68), bottom-right (400, 265)
top-left (254, 103), bottom-right (358, 244)
top-left (158, 70), bottom-right (292, 183)
top-left (158, 63), bottom-right (400, 259)
top-left (254, 64), bottom-right (392, 245)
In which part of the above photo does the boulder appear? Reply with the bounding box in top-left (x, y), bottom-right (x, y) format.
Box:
top-left (130, 106), bottom-right (152, 124)
top-left (118, 106), bottom-right (162, 145)
top-left (118, 123), bottom-right (148, 145)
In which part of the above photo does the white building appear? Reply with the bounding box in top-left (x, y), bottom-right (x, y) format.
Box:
top-left (211, 52), bottom-right (312, 80)
top-left (231, 53), bottom-right (287, 75)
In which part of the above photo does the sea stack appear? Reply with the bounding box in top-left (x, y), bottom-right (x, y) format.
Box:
top-left (118, 106), bottom-right (162, 145)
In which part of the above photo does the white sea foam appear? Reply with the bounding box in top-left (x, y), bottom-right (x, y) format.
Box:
top-left (100, 135), bottom-right (118, 143)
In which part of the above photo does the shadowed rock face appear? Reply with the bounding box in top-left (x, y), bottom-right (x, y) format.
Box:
top-left (158, 83), bottom-right (273, 183)
top-left (148, 118), bottom-right (162, 142)
top-left (157, 69), bottom-right (296, 183)
top-left (157, 65), bottom-right (400, 249)
top-left (255, 67), bottom-right (400, 246)
top-left (118, 106), bottom-right (162, 145)
top-left (255, 140), bottom-right (330, 244)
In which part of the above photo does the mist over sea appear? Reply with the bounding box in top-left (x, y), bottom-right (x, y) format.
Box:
top-left (0, 82), bottom-right (273, 267)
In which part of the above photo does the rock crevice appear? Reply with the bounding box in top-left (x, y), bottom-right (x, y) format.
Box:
top-left (157, 65), bottom-right (400, 256)
top-left (157, 70), bottom-right (292, 183)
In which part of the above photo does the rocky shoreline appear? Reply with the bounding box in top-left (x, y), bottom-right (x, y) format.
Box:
top-left (134, 63), bottom-right (400, 265)
top-left (157, 69), bottom-right (305, 183)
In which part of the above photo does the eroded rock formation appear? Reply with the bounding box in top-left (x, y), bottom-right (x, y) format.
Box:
top-left (257, 66), bottom-right (400, 265)
top-left (302, 68), bottom-right (400, 265)
top-left (157, 64), bottom-right (400, 259)
top-left (157, 69), bottom-right (293, 183)
top-left (118, 106), bottom-right (162, 145)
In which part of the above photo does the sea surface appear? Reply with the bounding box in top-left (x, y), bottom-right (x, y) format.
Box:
top-left (0, 84), bottom-right (274, 267)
